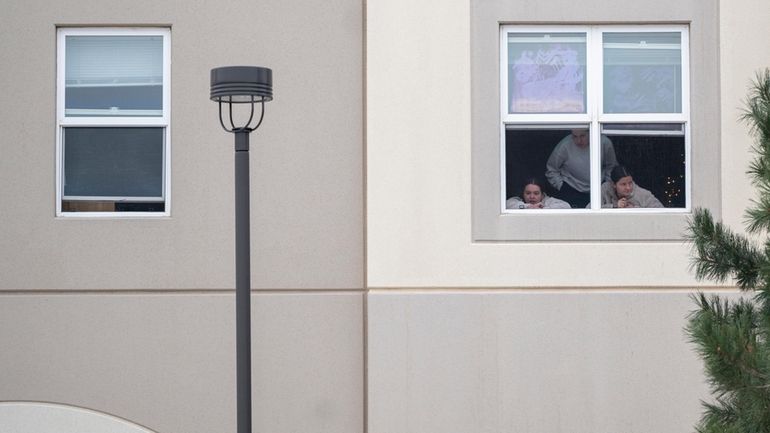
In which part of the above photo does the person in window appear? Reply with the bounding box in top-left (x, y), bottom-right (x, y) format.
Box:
top-left (545, 129), bottom-right (617, 208)
top-left (506, 178), bottom-right (571, 209)
top-left (601, 165), bottom-right (664, 208)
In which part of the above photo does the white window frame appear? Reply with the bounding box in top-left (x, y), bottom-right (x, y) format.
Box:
top-left (499, 24), bottom-right (690, 214)
top-left (56, 27), bottom-right (171, 217)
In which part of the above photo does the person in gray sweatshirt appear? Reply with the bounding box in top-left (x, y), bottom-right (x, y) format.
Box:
top-left (601, 165), bottom-right (664, 208)
top-left (545, 129), bottom-right (617, 208)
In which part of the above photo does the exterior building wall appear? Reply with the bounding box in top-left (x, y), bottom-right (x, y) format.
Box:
top-left (366, 0), bottom-right (768, 433)
top-left (719, 0), bottom-right (768, 231)
top-left (0, 293), bottom-right (363, 433)
top-left (0, 0), bottom-right (363, 291)
top-left (0, 0), bottom-right (363, 432)
top-left (367, 0), bottom-right (717, 289)
top-left (368, 291), bottom-right (715, 433)
top-left (1, 0), bottom-right (769, 432)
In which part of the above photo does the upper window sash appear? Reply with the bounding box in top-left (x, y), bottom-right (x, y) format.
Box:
top-left (501, 25), bottom-right (689, 124)
top-left (597, 25), bottom-right (689, 121)
top-left (56, 28), bottom-right (171, 125)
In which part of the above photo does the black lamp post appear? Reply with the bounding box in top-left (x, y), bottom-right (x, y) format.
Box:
top-left (210, 65), bottom-right (273, 433)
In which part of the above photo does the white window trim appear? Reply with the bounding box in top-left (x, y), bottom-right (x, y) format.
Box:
top-left (55, 27), bottom-right (171, 218)
top-left (499, 24), bottom-right (690, 214)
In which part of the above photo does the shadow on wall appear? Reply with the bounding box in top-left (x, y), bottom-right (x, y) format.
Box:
top-left (0, 402), bottom-right (157, 433)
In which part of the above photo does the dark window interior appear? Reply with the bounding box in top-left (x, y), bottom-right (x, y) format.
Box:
top-left (61, 201), bottom-right (165, 212)
top-left (62, 127), bottom-right (165, 213)
top-left (505, 128), bottom-right (686, 207)
top-left (63, 127), bottom-right (164, 198)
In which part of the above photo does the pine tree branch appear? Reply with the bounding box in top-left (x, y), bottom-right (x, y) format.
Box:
top-left (687, 294), bottom-right (767, 388)
top-left (686, 294), bottom-right (770, 433)
top-left (742, 69), bottom-right (770, 234)
top-left (686, 208), bottom-right (764, 290)
top-left (740, 69), bottom-right (770, 148)
top-left (687, 68), bottom-right (770, 433)
top-left (696, 398), bottom-right (741, 433)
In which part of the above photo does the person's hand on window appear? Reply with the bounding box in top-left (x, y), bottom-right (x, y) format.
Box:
top-left (617, 197), bottom-right (635, 208)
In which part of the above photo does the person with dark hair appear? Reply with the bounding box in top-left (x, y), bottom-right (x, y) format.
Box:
top-left (506, 177), bottom-right (571, 209)
top-left (545, 129), bottom-right (617, 208)
top-left (601, 165), bottom-right (664, 208)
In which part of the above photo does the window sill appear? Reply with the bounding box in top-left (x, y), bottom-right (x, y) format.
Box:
top-left (473, 210), bottom-right (693, 241)
top-left (55, 212), bottom-right (171, 219)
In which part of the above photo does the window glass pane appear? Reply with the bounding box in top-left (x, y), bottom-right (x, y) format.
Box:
top-left (65, 36), bottom-right (163, 117)
top-left (505, 126), bottom-right (616, 209)
top-left (601, 125), bottom-right (685, 208)
top-left (603, 32), bottom-right (682, 113)
top-left (63, 127), bottom-right (164, 200)
top-left (507, 32), bottom-right (587, 114)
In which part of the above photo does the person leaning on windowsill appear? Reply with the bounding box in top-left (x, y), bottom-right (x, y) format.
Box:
top-left (506, 177), bottom-right (571, 209)
top-left (601, 165), bottom-right (664, 208)
top-left (545, 128), bottom-right (617, 208)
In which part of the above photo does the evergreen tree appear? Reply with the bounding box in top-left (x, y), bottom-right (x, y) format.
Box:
top-left (686, 69), bottom-right (770, 433)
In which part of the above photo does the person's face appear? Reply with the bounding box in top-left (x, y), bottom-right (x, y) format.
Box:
top-left (614, 176), bottom-right (634, 198)
top-left (571, 129), bottom-right (589, 148)
top-left (523, 184), bottom-right (543, 204)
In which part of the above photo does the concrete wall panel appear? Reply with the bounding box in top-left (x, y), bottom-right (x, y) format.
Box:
top-left (0, 292), bottom-right (364, 433)
top-left (368, 290), bottom-right (732, 433)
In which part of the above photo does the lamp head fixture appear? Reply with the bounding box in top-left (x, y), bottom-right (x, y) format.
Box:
top-left (210, 66), bottom-right (273, 133)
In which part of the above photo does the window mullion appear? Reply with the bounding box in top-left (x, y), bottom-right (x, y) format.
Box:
top-left (589, 26), bottom-right (602, 210)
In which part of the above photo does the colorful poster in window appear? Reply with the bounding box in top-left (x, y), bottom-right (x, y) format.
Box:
top-left (508, 33), bottom-right (586, 113)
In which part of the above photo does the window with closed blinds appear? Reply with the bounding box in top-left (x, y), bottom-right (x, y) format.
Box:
top-left (56, 28), bottom-right (170, 216)
top-left (65, 36), bottom-right (163, 117)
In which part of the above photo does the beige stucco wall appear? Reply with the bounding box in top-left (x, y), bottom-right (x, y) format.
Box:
top-left (365, 0), bottom-right (768, 433)
top-left (0, 292), bottom-right (364, 433)
top-left (368, 291), bottom-right (722, 433)
top-left (0, 0), bottom-right (363, 291)
top-left (719, 0), bottom-right (768, 231)
top-left (0, 1), bottom-right (364, 432)
top-left (365, 0), bottom-right (766, 289)
top-left (366, 0), bottom-right (722, 288)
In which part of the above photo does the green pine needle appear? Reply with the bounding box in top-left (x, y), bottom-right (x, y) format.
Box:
top-left (686, 69), bottom-right (770, 433)
top-left (685, 208), bottom-right (763, 290)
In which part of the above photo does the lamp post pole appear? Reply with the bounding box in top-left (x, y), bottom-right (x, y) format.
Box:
top-left (234, 129), bottom-right (252, 433)
top-left (210, 66), bottom-right (273, 433)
